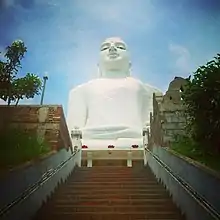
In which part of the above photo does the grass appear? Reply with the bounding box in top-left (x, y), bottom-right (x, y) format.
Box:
top-left (170, 136), bottom-right (220, 172)
top-left (0, 128), bottom-right (50, 169)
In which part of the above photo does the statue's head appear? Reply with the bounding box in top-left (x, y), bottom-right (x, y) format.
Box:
top-left (98, 37), bottom-right (131, 78)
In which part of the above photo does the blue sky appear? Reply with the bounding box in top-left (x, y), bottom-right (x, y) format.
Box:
top-left (0, 0), bottom-right (220, 114)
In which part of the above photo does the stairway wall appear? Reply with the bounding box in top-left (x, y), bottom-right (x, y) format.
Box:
top-left (0, 148), bottom-right (79, 220)
top-left (152, 146), bottom-right (220, 212)
top-left (146, 146), bottom-right (220, 220)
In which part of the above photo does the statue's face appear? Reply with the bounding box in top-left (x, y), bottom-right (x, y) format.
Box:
top-left (99, 37), bottom-right (130, 73)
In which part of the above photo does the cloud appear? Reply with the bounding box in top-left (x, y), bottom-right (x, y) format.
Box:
top-left (1, 0), bottom-right (164, 92)
top-left (169, 43), bottom-right (192, 75)
top-left (0, 0), bottom-right (14, 8)
top-left (0, 45), bottom-right (6, 59)
top-left (19, 98), bottom-right (37, 105)
top-left (16, 0), bottom-right (35, 9)
top-left (47, 0), bottom-right (160, 89)
top-left (0, 98), bottom-right (37, 105)
top-left (0, 0), bottom-right (54, 10)
top-left (74, 0), bottom-right (157, 33)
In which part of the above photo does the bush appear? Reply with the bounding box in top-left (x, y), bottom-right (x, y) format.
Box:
top-left (0, 128), bottom-right (50, 168)
top-left (171, 134), bottom-right (220, 171)
top-left (182, 54), bottom-right (220, 154)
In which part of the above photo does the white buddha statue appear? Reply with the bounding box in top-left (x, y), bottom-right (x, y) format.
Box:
top-left (67, 37), bottom-right (162, 150)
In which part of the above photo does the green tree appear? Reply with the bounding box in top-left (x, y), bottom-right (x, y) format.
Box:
top-left (0, 40), bottom-right (42, 105)
top-left (12, 73), bottom-right (42, 105)
top-left (182, 54), bottom-right (220, 154)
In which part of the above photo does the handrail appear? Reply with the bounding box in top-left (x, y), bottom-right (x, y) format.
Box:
top-left (0, 149), bottom-right (80, 218)
top-left (146, 148), bottom-right (220, 220)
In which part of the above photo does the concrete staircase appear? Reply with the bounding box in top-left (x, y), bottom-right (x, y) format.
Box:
top-left (33, 166), bottom-right (185, 220)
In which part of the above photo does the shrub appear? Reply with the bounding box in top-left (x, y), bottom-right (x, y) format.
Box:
top-left (0, 128), bottom-right (50, 168)
top-left (182, 54), bottom-right (220, 154)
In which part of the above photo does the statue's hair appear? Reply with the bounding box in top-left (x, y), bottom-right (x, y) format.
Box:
top-left (104, 37), bottom-right (123, 42)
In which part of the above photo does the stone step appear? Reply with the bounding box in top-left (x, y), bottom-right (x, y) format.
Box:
top-left (70, 178), bottom-right (157, 182)
top-left (67, 181), bottom-right (159, 185)
top-left (73, 171), bottom-right (152, 175)
top-left (72, 170), bottom-right (153, 174)
top-left (73, 167), bottom-right (150, 171)
top-left (72, 176), bottom-right (155, 180)
top-left (73, 170), bottom-right (150, 174)
top-left (61, 185), bottom-right (164, 190)
top-left (73, 173), bottom-right (153, 177)
top-left (32, 166), bottom-right (185, 220)
top-left (66, 181), bottom-right (160, 186)
top-left (57, 188), bottom-right (168, 195)
top-left (67, 179), bottom-right (159, 183)
top-left (76, 166), bottom-right (137, 169)
top-left (54, 198), bottom-right (174, 206)
top-left (75, 166), bottom-right (148, 169)
top-left (52, 194), bottom-right (172, 201)
top-left (50, 204), bottom-right (179, 212)
top-left (34, 211), bottom-right (184, 220)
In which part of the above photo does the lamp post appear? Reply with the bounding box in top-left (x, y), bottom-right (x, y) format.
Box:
top-left (40, 73), bottom-right (48, 105)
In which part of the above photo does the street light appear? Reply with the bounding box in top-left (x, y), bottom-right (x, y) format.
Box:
top-left (40, 73), bottom-right (48, 105)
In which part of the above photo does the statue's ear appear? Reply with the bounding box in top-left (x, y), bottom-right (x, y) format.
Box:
top-left (127, 62), bottom-right (132, 76)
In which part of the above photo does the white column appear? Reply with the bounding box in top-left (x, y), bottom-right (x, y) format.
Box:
top-left (143, 127), bottom-right (149, 166)
top-left (143, 146), bottom-right (147, 166)
top-left (71, 128), bottom-right (82, 167)
top-left (127, 151), bottom-right (132, 167)
top-left (77, 139), bottom-right (82, 167)
top-left (77, 148), bottom-right (82, 167)
top-left (87, 152), bottom-right (93, 167)
top-left (143, 135), bottom-right (148, 166)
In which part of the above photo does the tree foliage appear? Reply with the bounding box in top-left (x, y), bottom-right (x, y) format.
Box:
top-left (182, 54), bottom-right (220, 153)
top-left (0, 40), bottom-right (42, 105)
top-left (12, 73), bottom-right (42, 105)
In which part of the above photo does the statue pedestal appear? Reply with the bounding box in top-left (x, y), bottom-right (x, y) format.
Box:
top-left (82, 148), bottom-right (144, 168)
top-left (68, 129), bottom-right (149, 167)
